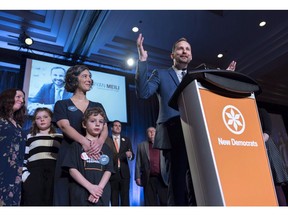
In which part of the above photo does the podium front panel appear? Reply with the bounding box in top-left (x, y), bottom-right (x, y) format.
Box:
top-left (178, 80), bottom-right (278, 206)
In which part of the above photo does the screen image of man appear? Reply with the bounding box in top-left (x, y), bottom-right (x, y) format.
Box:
top-left (27, 66), bottom-right (73, 115)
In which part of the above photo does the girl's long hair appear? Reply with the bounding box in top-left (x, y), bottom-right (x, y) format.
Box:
top-left (30, 107), bottom-right (56, 136)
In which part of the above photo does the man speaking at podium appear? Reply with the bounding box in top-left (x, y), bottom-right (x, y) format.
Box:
top-left (135, 33), bottom-right (236, 206)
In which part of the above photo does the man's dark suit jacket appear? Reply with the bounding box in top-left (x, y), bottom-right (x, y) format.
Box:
top-left (29, 83), bottom-right (72, 104)
top-left (135, 59), bottom-right (196, 206)
top-left (135, 61), bottom-right (181, 150)
top-left (105, 136), bottom-right (135, 181)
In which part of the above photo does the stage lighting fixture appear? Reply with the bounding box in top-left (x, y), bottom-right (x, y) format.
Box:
top-left (18, 32), bottom-right (33, 47)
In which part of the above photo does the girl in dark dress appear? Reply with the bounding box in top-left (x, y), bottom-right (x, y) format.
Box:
top-left (53, 65), bottom-right (108, 206)
top-left (62, 107), bottom-right (114, 206)
top-left (0, 88), bottom-right (26, 206)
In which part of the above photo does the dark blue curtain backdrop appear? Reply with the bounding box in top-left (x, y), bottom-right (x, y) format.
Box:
top-left (0, 70), bottom-right (23, 94)
top-left (123, 85), bottom-right (159, 206)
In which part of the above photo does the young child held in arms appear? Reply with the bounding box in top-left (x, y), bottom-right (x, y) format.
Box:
top-left (62, 107), bottom-right (114, 206)
top-left (22, 107), bottom-right (63, 206)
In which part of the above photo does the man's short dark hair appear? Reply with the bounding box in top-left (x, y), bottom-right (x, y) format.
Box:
top-left (172, 37), bottom-right (189, 52)
top-left (50, 66), bottom-right (66, 75)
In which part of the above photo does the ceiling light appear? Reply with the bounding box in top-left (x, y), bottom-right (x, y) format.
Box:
top-left (132, 27), bottom-right (139, 32)
top-left (259, 21), bottom-right (266, 27)
top-left (18, 32), bottom-right (33, 47)
top-left (217, 53), bottom-right (223, 58)
top-left (127, 58), bottom-right (135, 66)
top-left (25, 37), bottom-right (33, 46)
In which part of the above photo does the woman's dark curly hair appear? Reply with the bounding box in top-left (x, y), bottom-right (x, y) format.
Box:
top-left (30, 107), bottom-right (56, 136)
top-left (0, 88), bottom-right (26, 126)
top-left (65, 65), bottom-right (94, 93)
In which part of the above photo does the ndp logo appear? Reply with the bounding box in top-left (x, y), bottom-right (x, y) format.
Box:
top-left (222, 105), bottom-right (245, 135)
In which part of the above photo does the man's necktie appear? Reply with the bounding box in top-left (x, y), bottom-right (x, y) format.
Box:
top-left (55, 88), bottom-right (63, 102)
top-left (114, 137), bottom-right (120, 168)
top-left (181, 70), bottom-right (187, 82)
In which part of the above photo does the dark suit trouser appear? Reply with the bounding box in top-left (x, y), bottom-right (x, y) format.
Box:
top-left (110, 173), bottom-right (130, 206)
top-left (144, 175), bottom-right (168, 206)
top-left (164, 117), bottom-right (197, 206)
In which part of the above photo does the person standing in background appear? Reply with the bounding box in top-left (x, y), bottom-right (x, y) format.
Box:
top-left (107, 120), bottom-right (134, 206)
top-left (53, 65), bottom-right (108, 205)
top-left (135, 33), bottom-right (236, 205)
top-left (62, 107), bottom-right (114, 206)
top-left (258, 107), bottom-right (288, 206)
top-left (0, 88), bottom-right (26, 206)
top-left (135, 126), bottom-right (168, 206)
top-left (21, 107), bottom-right (62, 206)
top-left (28, 66), bottom-right (73, 115)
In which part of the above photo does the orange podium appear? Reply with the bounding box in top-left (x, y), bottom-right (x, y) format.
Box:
top-left (169, 70), bottom-right (278, 206)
